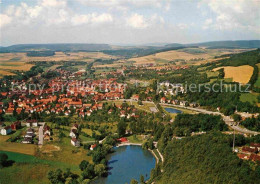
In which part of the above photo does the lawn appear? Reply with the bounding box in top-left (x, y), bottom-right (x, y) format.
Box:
top-left (0, 135), bottom-right (36, 155)
top-left (127, 135), bottom-right (145, 144)
top-left (255, 63), bottom-right (260, 87)
top-left (240, 93), bottom-right (258, 104)
top-left (0, 151), bottom-right (81, 184)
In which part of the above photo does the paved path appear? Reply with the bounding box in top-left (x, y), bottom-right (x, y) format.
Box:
top-left (38, 125), bottom-right (44, 145)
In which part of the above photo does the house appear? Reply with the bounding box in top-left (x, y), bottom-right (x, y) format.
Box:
top-left (27, 128), bottom-right (34, 134)
top-left (131, 95), bottom-right (139, 101)
top-left (26, 120), bottom-right (38, 127)
top-left (1, 126), bottom-right (12, 135)
top-left (71, 138), bottom-right (80, 147)
top-left (242, 146), bottom-right (258, 154)
top-left (90, 144), bottom-right (97, 150)
top-left (108, 109), bottom-right (113, 114)
top-left (11, 121), bottom-right (21, 130)
top-left (180, 101), bottom-right (188, 107)
top-left (22, 137), bottom-right (32, 144)
top-left (71, 124), bottom-right (79, 130)
top-left (69, 129), bottom-right (77, 138)
top-left (189, 102), bottom-right (197, 108)
top-left (160, 97), bottom-right (166, 103)
top-left (250, 143), bottom-right (260, 151)
top-left (237, 153), bottom-right (250, 160)
top-left (44, 134), bottom-right (51, 141)
top-left (117, 137), bottom-right (128, 143)
top-left (249, 154), bottom-right (260, 162)
top-left (44, 125), bottom-right (51, 136)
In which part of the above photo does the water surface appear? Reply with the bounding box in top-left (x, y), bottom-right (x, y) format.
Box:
top-left (92, 145), bottom-right (156, 184)
top-left (164, 107), bottom-right (183, 114)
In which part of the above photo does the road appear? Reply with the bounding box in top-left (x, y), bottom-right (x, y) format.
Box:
top-left (106, 99), bottom-right (259, 135)
top-left (160, 103), bottom-right (260, 135)
top-left (38, 125), bottom-right (44, 145)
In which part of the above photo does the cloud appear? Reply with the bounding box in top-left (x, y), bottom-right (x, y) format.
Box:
top-left (0, 0), bottom-right (114, 28)
top-left (71, 13), bottom-right (113, 26)
top-left (126, 13), bottom-right (165, 29)
top-left (76, 0), bottom-right (170, 11)
top-left (202, 18), bottom-right (213, 29)
top-left (127, 13), bottom-right (148, 29)
top-left (41, 0), bottom-right (67, 7)
top-left (178, 23), bottom-right (189, 30)
top-left (0, 14), bottom-right (12, 27)
top-left (199, 0), bottom-right (260, 32)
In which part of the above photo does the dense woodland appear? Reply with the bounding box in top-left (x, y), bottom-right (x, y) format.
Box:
top-left (153, 132), bottom-right (260, 184)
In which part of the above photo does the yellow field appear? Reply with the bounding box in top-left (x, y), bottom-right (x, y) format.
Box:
top-left (0, 52), bottom-right (117, 63)
top-left (213, 65), bottom-right (254, 84)
top-left (128, 50), bottom-right (212, 65)
top-left (126, 48), bottom-right (252, 66)
top-left (0, 70), bottom-right (15, 77)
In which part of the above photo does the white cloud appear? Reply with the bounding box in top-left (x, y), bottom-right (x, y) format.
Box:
top-left (199, 0), bottom-right (260, 32)
top-left (178, 23), bottom-right (189, 30)
top-left (71, 13), bottom-right (113, 26)
top-left (0, 14), bottom-right (12, 27)
top-left (92, 13), bottom-right (113, 24)
top-left (41, 0), bottom-right (67, 7)
top-left (127, 13), bottom-right (148, 29)
top-left (202, 18), bottom-right (212, 29)
top-left (126, 13), bottom-right (164, 29)
top-left (76, 0), bottom-right (170, 11)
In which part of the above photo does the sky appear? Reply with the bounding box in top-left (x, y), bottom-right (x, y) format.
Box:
top-left (0, 0), bottom-right (259, 46)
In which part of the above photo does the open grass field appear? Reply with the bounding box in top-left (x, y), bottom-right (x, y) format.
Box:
top-left (255, 63), bottom-right (260, 87)
top-left (0, 135), bottom-right (36, 155)
top-left (0, 150), bottom-right (81, 184)
top-left (213, 65), bottom-right (254, 84)
top-left (240, 93), bottom-right (258, 105)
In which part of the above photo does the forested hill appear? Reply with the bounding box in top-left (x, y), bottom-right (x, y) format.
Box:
top-left (219, 48), bottom-right (260, 66)
top-left (187, 40), bottom-right (260, 49)
top-left (0, 43), bottom-right (111, 52)
top-left (155, 133), bottom-right (260, 184)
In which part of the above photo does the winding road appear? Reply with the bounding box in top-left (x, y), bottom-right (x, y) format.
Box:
top-left (161, 103), bottom-right (260, 135)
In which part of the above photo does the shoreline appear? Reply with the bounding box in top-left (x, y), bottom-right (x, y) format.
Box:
top-left (115, 142), bottom-right (163, 164)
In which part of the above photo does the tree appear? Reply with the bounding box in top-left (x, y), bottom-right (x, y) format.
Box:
top-left (117, 121), bottom-right (127, 137)
top-left (81, 164), bottom-right (95, 180)
top-left (47, 169), bottom-right (65, 184)
top-left (0, 153), bottom-right (8, 168)
top-left (140, 175), bottom-right (145, 184)
top-left (94, 164), bottom-right (106, 177)
top-left (79, 160), bottom-right (89, 171)
top-left (232, 114), bottom-right (241, 122)
top-left (130, 179), bottom-right (139, 184)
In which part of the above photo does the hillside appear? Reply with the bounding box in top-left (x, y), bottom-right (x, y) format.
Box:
top-left (187, 40), bottom-right (260, 49)
top-left (0, 43), bottom-right (111, 52)
top-left (155, 133), bottom-right (260, 184)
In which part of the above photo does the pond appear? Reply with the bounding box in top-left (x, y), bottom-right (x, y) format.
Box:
top-left (92, 145), bottom-right (156, 184)
top-left (164, 107), bottom-right (183, 114)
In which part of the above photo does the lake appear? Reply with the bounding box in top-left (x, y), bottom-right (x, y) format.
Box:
top-left (92, 145), bottom-right (156, 184)
top-left (164, 107), bottom-right (183, 114)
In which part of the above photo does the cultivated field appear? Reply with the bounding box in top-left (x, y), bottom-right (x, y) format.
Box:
top-left (127, 48), bottom-right (251, 66)
top-left (213, 65), bottom-right (254, 84)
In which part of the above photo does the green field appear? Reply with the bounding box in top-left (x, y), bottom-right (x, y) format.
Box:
top-left (0, 151), bottom-right (79, 184)
top-left (240, 93), bottom-right (258, 104)
top-left (255, 63), bottom-right (260, 87)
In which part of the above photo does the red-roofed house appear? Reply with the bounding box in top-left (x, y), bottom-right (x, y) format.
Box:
top-left (90, 144), bottom-right (97, 150)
